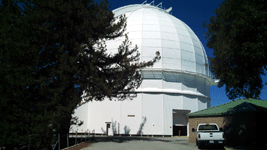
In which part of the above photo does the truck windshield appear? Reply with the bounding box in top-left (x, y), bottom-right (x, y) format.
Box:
top-left (199, 125), bottom-right (218, 130)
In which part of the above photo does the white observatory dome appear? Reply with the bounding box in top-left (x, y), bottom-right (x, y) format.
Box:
top-left (106, 4), bottom-right (209, 76)
top-left (71, 2), bottom-right (217, 137)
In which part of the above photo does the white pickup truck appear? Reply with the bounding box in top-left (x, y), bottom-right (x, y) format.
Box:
top-left (192, 123), bottom-right (225, 149)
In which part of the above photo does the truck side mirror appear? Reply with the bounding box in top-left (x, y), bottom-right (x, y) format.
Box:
top-left (220, 127), bottom-right (223, 131)
top-left (192, 128), bottom-right (195, 132)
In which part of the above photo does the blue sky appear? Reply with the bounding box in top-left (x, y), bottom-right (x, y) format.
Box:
top-left (104, 0), bottom-right (267, 107)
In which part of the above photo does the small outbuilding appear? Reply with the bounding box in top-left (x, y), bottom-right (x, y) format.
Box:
top-left (187, 99), bottom-right (267, 148)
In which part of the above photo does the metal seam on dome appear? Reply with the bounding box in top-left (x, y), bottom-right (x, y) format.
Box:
top-left (165, 12), bottom-right (182, 72)
top-left (201, 43), bottom-right (209, 76)
top-left (152, 7), bottom-right (163, 72)
top-left (140, 7), bottom-right (145, 64)
top-left (186, 24), bottom-right (198, 75)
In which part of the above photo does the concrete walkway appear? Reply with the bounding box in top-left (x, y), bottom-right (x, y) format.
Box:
top-left (80, 136), bottom-right (213, 150)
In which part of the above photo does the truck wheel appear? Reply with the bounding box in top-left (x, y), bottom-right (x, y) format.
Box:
top-left (196, 140), bottom-right (198, 146)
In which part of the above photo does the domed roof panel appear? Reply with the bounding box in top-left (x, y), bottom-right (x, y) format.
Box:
top-left (179, 42), bottom-right (194, 53)
top-left (142, 31), bottom-right (161, 39)
top-left (128, 26), bottom-right (143, 33)
top-left (142, 19), bottom-right (158, 25)
top-left (128, 31), bottom-right (142, 39)
top-left (194, 46), bottom-right (204, 56)
top-left (142, 24), bottom-right (160, 31)
top-left (161, 32), bottom-right (179, 41)
top-left (111, 4), bottom-right (209, 76)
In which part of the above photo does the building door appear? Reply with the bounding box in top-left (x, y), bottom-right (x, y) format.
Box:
top-left (106, 122), bottom-right (111, 135)
top-left (173, 125), bottom-right (187, 136)
top-left (173, 109), bottom-right (190, 136)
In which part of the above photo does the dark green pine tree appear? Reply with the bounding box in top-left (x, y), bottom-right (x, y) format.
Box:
top-left (203, 0), bottom-right (267, 100)
top-left (0, 0), bottom-right (42, 149)
top-left (1, 0), bottom-right (160, 149)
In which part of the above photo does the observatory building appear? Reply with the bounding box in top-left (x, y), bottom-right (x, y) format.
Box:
top-left (71, 2), bottom-right (217, 136)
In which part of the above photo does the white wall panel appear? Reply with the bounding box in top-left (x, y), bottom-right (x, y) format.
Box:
top-left (162, 80), bottom-right (182, 91)
top-left (120, 96), bottom-right (142, 134)
top-left (71, 103), bottom-right (88, 133)
top-left (181, 74), bottom-right (197, 92)
top-left (142, 93), bottom-right (163, 134)
top-left (88, 100), bottom-right (122, 134)
top-left (198, 97), bottom-right (208, 110)
top-left (183, 95), bottom-right (198, 113)
top-left (163, 72), bottom-right (184, 83)
top-left (141, 79), bottom-right (162, 89)
top-left (87, 101), bottom-right (104, 133)
top-left (163, 94), bottom-right (183, 135)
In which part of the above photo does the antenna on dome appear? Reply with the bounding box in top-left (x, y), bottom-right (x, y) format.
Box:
top-left (156, 2), bottom-right (162, 8)
top-left (166, 7), bottom-right (172, 13)
top-left (150, 0), bottom-right (154, 5)
top-left (142, 0), bottom-right (147, 4)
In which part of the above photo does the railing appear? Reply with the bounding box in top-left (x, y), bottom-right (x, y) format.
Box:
top-left (54, 131), bottom-right (91, 150)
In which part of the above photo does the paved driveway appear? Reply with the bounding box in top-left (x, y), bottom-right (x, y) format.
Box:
top-left (81, 136), bottom-right (225, 150)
